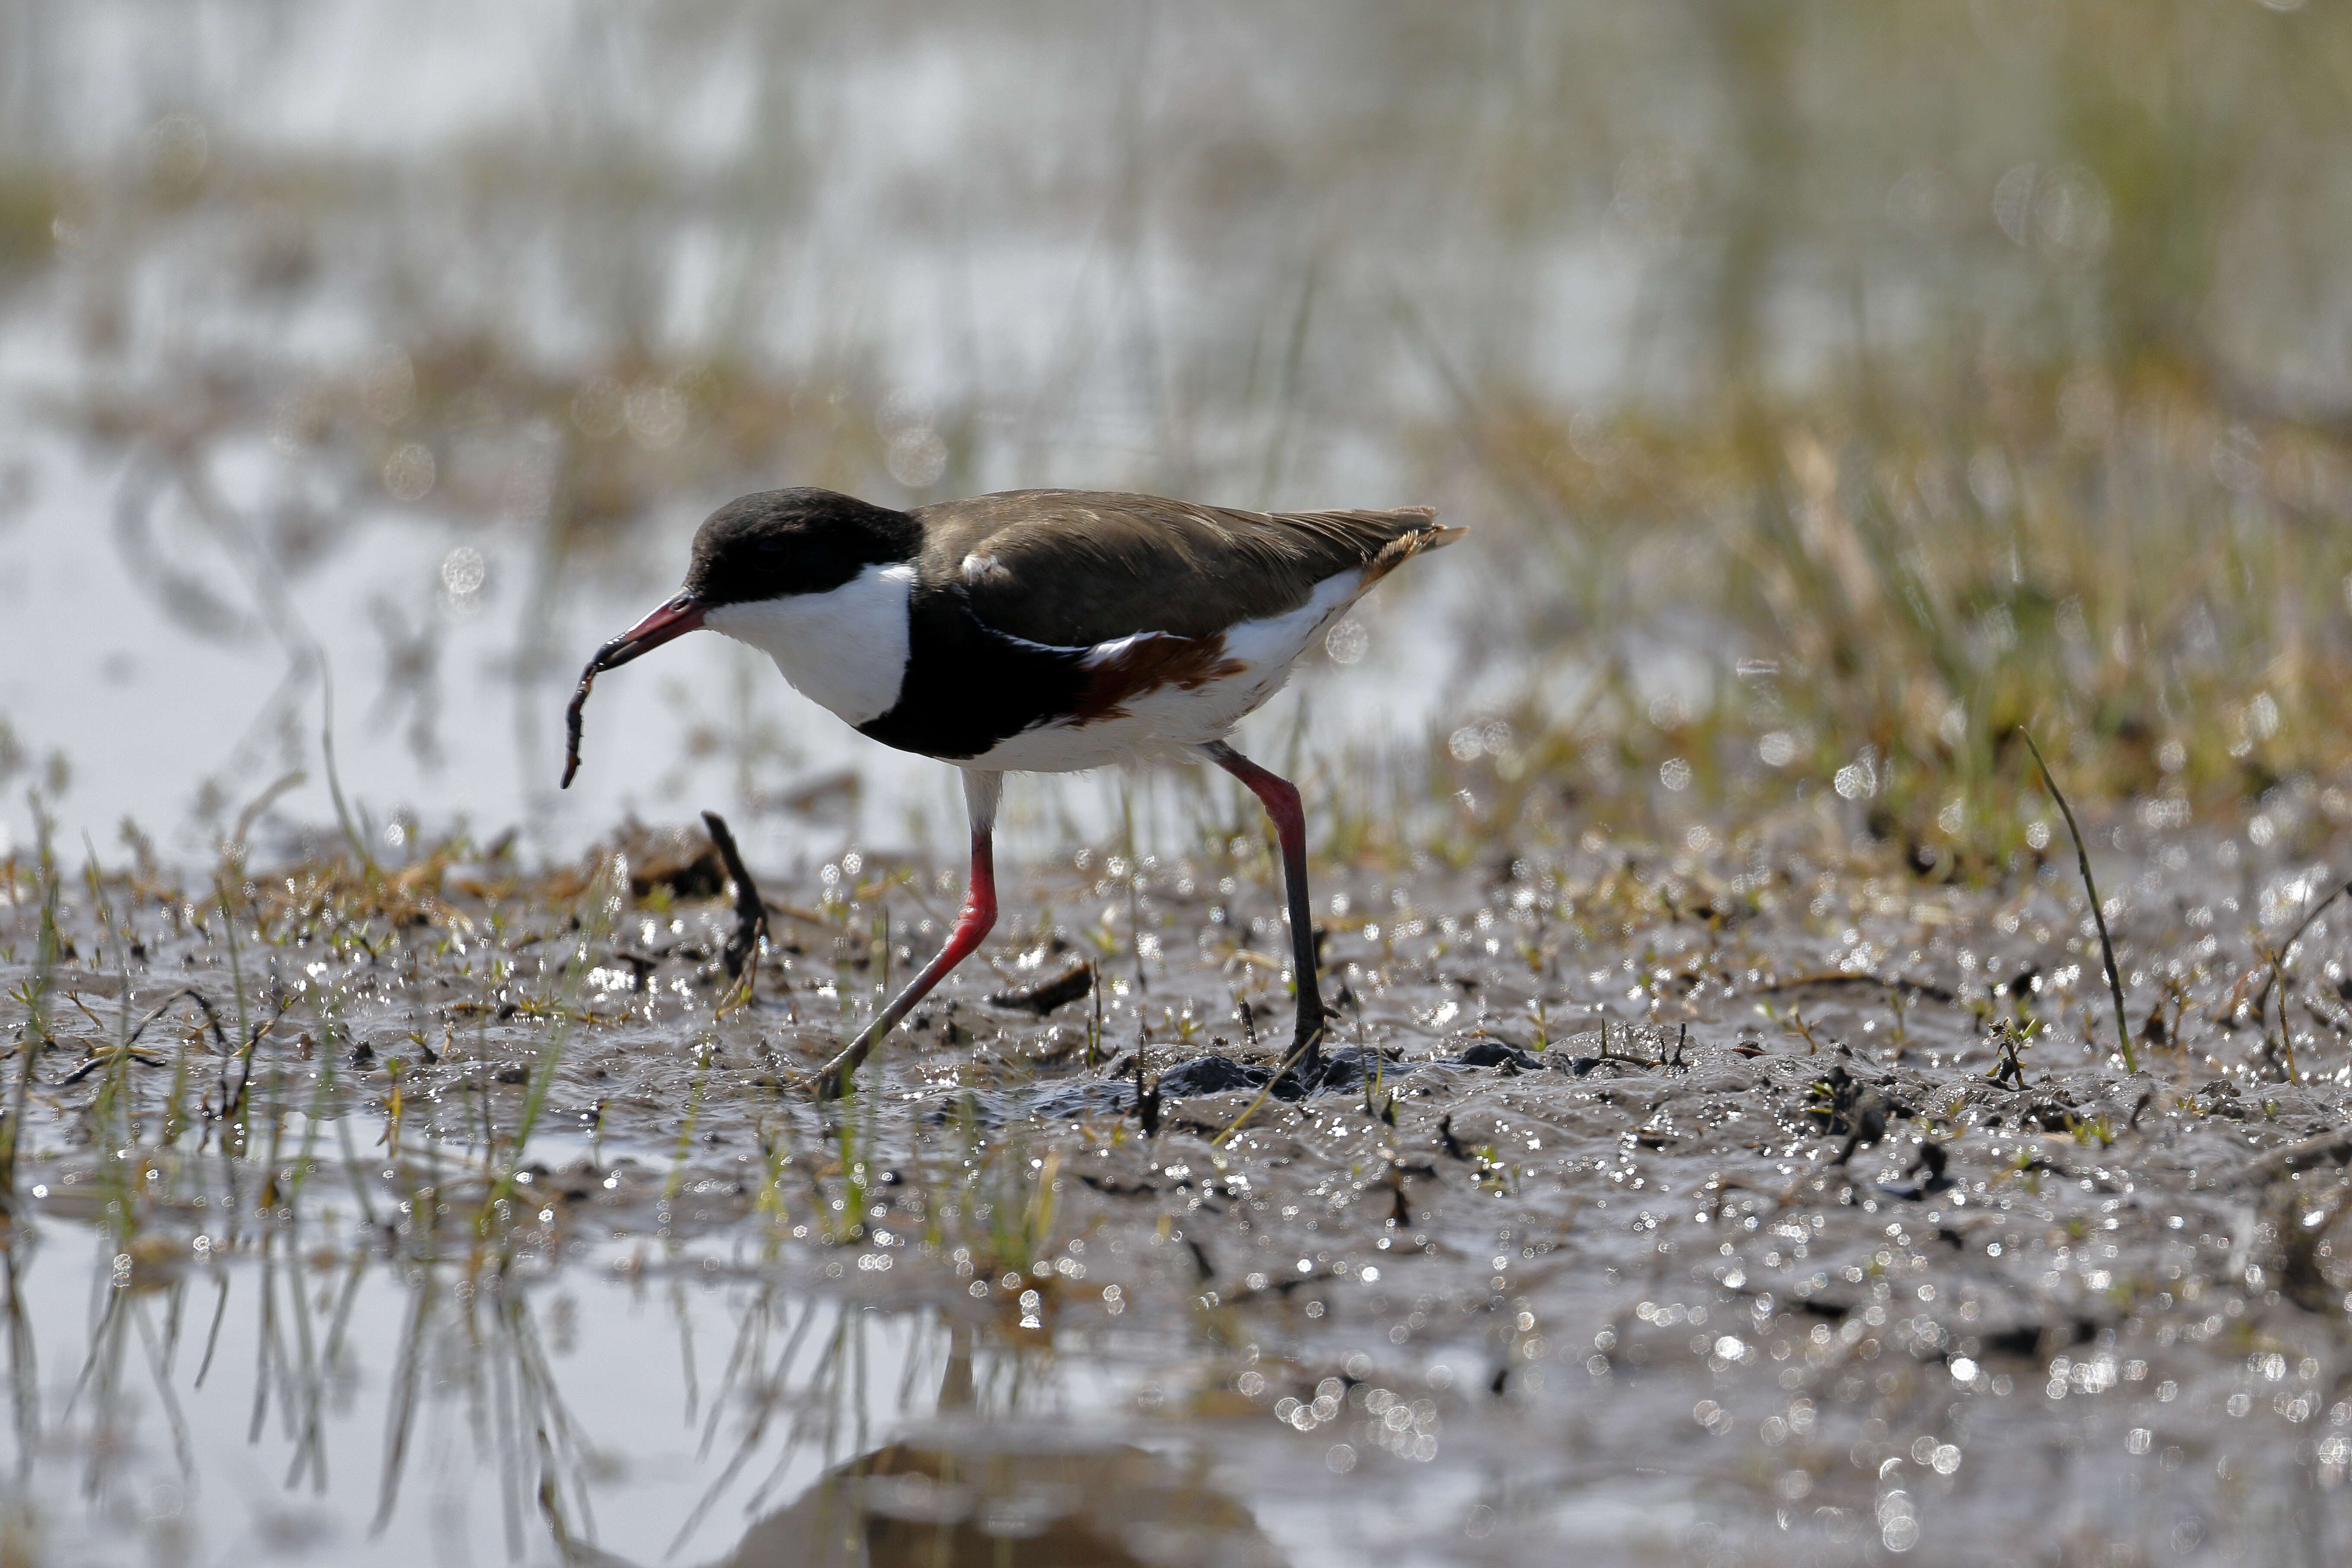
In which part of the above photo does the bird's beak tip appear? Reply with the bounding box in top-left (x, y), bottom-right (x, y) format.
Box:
top-left (594, 594), bottom-right (708, 672)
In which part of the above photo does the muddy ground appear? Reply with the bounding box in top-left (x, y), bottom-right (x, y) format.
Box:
top-left (4, 795), bottom-right (2352, 1567)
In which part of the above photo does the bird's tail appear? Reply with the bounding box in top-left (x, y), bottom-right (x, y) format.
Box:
top-left (1360, 508), bottom-right (1463, 586)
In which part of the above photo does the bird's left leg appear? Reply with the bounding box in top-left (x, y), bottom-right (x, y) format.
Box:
top-left (1203, 740), bottom-right (1325, 1085)
top-left (816, 769), bottom-right (1002, 1100)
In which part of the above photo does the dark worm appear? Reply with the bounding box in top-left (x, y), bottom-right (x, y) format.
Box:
top-left (560, 635), bottom-right (633, 788)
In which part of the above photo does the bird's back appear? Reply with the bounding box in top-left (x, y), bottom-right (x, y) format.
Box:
top-left (913, 489), bottom-right (1457, 648)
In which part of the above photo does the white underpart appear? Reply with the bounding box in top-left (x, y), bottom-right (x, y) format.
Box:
top-left (966, 567), bottom-right (1368, 774)
top-left (703, 562), bottom-right (916, 728)
top-left (960, 766), bottom-right (1003, 834)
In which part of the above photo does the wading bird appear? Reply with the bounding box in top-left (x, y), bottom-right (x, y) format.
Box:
top-left (564, 487), bottom-right (1459, 1097)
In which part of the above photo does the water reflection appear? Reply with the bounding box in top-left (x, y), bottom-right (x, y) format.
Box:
top-left (719, 1438), bottom-right (1284, 1568)
top-left (0, 1184), bottom-right (1213, 1568)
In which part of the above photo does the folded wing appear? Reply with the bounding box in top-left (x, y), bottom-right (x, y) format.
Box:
top-left (913, 489), bottom-right (1456, 648)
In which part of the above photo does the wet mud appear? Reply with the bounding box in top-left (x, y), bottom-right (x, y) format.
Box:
top-left (4, 799), bottom-right (2352, 1565)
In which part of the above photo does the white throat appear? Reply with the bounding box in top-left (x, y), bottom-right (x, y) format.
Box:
top-left (703, 562), bottom-right (915, 727)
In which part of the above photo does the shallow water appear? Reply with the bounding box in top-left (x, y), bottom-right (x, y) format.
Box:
top-left (5, 797), bottom-right (2352, 1565)
top-left (0, 3), bottom-right (1575, 870)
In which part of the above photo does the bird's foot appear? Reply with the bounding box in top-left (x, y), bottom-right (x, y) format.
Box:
top-left (815, 1044), bottom-right (870, 1101)
top-left (814, 1023), bottom-right (889, 1101)
top-left (1269, 1019), bottom-right (1327, 1098)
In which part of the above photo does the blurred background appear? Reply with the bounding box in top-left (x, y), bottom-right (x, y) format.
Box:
top-left (1, 0), bottom-right (2348, 873)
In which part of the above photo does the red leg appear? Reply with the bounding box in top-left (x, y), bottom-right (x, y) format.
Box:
top-left (817, 772), bottom-right (1001, 1098)
top-left (1204, 741), bottom-right (1325, 1079)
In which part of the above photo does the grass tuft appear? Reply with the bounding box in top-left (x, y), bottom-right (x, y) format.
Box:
top-left (2019, 730), bottom-right (2134, 1074)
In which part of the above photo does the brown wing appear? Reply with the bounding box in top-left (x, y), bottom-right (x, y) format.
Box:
top-left (911, 489), bottom-right (1453, 648)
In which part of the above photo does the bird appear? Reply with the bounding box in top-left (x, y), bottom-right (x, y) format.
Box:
top-left (563, 486), bottom-right (1460, 1098)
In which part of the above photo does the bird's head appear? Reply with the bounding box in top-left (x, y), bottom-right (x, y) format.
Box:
top-left (562, 488), bottom-right (918, 786)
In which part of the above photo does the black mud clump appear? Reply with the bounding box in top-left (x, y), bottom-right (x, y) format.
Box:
top-left (1450, 1038), bottom-right (1543, 1072)
top-left (1155, 1054), bottom-right (1270, 1098)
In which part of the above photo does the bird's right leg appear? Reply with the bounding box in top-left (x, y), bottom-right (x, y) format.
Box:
top-left (816, 769), bottom-right (1002, 1100)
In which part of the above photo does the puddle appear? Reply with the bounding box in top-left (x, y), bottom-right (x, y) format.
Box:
top-left (0, 1153), bottom-right (1472, 1568)
top-left (0, 5), bottom-right (1559, 870)
top-left (0, 1194), bottom-right (1162, 1567)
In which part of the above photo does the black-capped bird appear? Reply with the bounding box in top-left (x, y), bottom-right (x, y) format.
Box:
top-left (565, 487), bottom-right (1460, 1097)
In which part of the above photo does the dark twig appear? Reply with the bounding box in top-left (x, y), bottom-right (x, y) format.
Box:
top-left (221, 995), bottom-right (299, 1121)
top-left (124, 988), bottom-right (232, 1053)
top-left (988, 963), bottom-right (1093, 1016)
top-left (2019, 730), bottom-right (2134, 1073)
top-left (59, 1049), bottom-right (167, 1086)
top-left (700, 811), bottom-right (769, 986)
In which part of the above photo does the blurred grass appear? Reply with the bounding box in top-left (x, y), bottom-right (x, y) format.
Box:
top-left (1427, 355), bottom-right (2352, 867)
top-left (4, 0), bottom-right (2350, 867)
top-left (1378, 0), bottom-right (2352, 867)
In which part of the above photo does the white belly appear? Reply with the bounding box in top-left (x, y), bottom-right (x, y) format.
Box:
top-left (963, 567), bottom-right (1365, 773)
